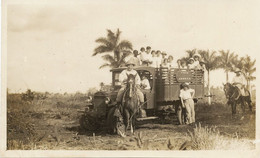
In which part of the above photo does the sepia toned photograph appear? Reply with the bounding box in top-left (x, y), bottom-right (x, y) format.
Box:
top-left (1, 0), bottom-right (260, 157)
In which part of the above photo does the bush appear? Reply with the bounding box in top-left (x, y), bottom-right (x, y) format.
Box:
top-left (188, 123), bottom-right (254, 150)
top-left (7, 94), bottom-right (37, 149)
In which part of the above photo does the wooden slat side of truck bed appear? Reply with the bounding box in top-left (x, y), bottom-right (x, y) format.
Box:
top-left (155, 67), bottom-right (204, 102)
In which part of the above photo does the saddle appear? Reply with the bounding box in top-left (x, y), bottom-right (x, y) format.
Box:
top-left (234, 85), bottom-right (250, 96)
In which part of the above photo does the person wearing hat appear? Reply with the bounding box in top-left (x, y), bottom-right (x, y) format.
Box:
top-left (177, 59), bottom-right (182, 68)
top-left (161, 51), bottom-right (167, 65)
top-left (116, 58), bottom-right (144, 106)
top-left (192, 53), bottom-right (202, 69)
top-left (116, 59), bottom-right (144, 105)
top-left (179, 82), bottom-right (195, 124)
top-left (132, 50), bottom-right (141, 66)
top-left (188, 58), bottom-right (195, 69)
top-left (231, 68), bottom-right (248, 96)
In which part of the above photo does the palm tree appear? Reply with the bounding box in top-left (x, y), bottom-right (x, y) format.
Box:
top-left (240, 55), bottom-right (256, 93)
top-left (218, 50), bottom-right (238, 83)
top-left (198, 50), bottom-right (220, 105)
top-left (181, 49), bottom-right (197, 63)
top-left (93, 29), bottom-right (133, 69)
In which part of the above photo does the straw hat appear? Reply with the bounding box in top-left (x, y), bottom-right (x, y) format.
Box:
top-left (181, 82), bottom-right (189, 88)
top-left (126, 58), bottom-right (136, 66)
top-left (193, 53), bottom-right (201, 58)
top-left (234, 68), bottom-right (241, 73)
top-left (162, 51), bottom-right (167, 55)
top-left (189, 58), bottom-right (195, 61)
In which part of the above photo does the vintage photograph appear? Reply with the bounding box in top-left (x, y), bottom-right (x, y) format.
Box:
top-left (1, 0), bottom-right (259, 157)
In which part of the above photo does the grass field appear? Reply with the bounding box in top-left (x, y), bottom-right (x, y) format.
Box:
top-left (7, 91), bottom-right (255, 150)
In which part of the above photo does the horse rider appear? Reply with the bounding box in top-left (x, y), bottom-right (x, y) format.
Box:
top-left (231, 68), bottom-right (249, 96)
top-left (116, 58), bottom-right (145, 107)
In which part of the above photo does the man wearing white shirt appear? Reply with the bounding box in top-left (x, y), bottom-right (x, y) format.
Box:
top-left (179, 82), bottom-right (195, 124)
top-left (231, 68), bottom-right (249, 96)
top-left (116, 58), bottom-right (144, 105)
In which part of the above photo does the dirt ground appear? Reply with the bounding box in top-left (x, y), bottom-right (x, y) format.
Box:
top-left (7, 94), bottom-right (256, 150)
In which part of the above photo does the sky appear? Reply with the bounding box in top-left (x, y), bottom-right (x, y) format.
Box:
top-left (6, 0), bottom-right (260, 93)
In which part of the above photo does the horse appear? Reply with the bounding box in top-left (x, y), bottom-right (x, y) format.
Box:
top-left (106, 74), bottom-right (140, 137)
top-left (223, 83), bottom-right (252, 116)
top-left (121, 73), bottom-right (140, 135)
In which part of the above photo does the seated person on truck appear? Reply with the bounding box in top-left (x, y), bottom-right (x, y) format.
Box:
top-left (180, 60), bottom-right (188, 69)
top-left (192, 53), bottom-right (202, 69)
top-left (176, 59), bottom-right (181, 68)
top-left (167, 55), bottom-right (177, 68)
top-left (150, 50), bottom-right (158, 68)
top-left (140, 47), bottom-right (152, 66)
top-left (188, 58), bottom-right (195, 69)
top-left (132, 50), bottom-right (141, 66)
top-left (140, 75), bottom-right (151, 90)
top-left (116, 58), bottom-right (144, 106)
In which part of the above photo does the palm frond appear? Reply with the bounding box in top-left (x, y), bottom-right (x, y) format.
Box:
top-left (117, 40), bottom-right (133, 50)
top-left (118, 50), bottom-right (131, 65)
top-left (186, 49), bottom-right (197, 58)
top-left (99, 63), bottom-right (111, 69)
top-left (93, 45), bottom-right (113, 56)
top-left (101, 54), bottom-right (116, 63)
top-left (107, 29), bottom-right (117, 45)
top-left (95, 37), bottom-right (110, 45)
top-left (198, 50), bottom-right (219, 71)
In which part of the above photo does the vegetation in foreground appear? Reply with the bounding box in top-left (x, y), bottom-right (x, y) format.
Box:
top-left (7, 88), bottom-right (255, 150)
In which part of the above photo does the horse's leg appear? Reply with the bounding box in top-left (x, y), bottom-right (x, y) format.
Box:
top-left (132, 115), bottom-right (136, 133)
top-left (232, 102), bottom-right (236, 116)
top-left (130, 113), bottom-right (136, 134)
top-left (240, 97), bottom-right (246, 114)
top-left (130, 120), bottom-right (133, 134)
top-left (247, 96), bottom-right (253, 112)
top-left (124, 108), bottom-right (130, 132)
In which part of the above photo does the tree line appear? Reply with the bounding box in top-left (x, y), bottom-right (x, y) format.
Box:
top-left (93, 29), bottom-right (256, 101)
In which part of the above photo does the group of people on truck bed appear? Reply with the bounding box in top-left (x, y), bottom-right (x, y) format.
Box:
top-left (129, 46), bottom-right (206, 71)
